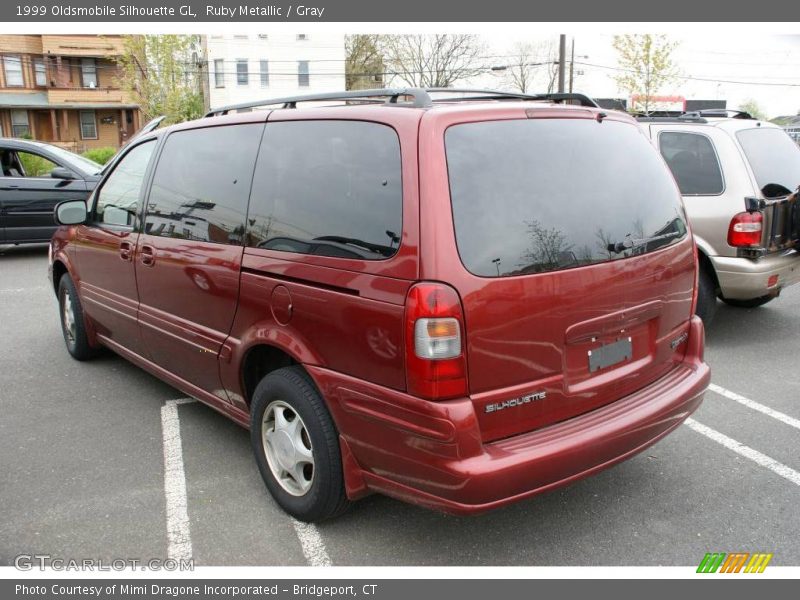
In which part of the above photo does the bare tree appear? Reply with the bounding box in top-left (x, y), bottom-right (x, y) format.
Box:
top-left (345, 34), bottom-right (384, 90)
top-left (612, 34), bottom-right (679, 114)
top-left (502, 40), bottom-right (560, 94)
top-left (380, 34), bottom-right (486, 88)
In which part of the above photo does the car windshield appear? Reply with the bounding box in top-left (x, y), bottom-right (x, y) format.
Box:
top-left (736, 127), bottom-right (800, 196)
top-left (42, 144), bottom-right (104, 175)
top-left (445, 118), bottom-right (688, 277)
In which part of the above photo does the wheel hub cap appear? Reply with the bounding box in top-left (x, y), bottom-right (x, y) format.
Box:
top-left (262, 401), bottom-right (314, 497)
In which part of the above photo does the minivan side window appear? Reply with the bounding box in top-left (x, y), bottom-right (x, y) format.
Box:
top-left (144, 124), bottom-right (263, 245)
top-left (659, 131), bottom-right (724, 196)
top-left (94, 140), bottom-right (156, 227)
top-left (246, 120), bottom-right (403, 260)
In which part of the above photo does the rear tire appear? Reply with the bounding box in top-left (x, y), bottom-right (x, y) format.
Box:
top-left (250, 366), bottom-right (351, 522)
top-left (721, 295), bottom-right (775, 309)
top-left (58, 274), bottom-right (96, 361)
top-left (695, 265), bottom-right (718, 326)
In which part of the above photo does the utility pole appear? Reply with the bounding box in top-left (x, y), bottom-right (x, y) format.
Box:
top-left (558, 34), bottom-right (566, 93)
top-left (569, 38), bottom-right (575, 93)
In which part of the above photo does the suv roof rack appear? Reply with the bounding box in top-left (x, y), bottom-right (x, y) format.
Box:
top-left (204, 88), bottom-right (600, 117)
top-left (685, 109), bottom-right (754, 120)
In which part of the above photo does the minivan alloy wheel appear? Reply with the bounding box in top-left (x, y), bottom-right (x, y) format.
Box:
top-left (62, 289), bottom-right (76, 344)
top-left (262, 400), bottom-right (315, 496)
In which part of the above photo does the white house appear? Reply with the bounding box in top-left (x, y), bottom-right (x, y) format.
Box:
top-left (205, 33), bottom-right (346, 109)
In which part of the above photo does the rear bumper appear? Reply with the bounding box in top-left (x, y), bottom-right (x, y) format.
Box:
top-left (712, 249), bottom-right (800, 300)
top-left (309, 317), bottom-right (710, 515)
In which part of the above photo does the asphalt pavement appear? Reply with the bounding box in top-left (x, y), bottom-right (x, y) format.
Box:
top-left (1, 243), bottom-right (798, 567)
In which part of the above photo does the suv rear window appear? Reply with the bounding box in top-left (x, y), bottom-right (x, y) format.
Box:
top-left (445, 118), bottom-right (688, 277)
top-left (736, 127), bottom-right (800, 196)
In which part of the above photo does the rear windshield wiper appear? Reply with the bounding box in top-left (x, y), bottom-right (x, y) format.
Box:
top-left (607, 230), bottom-right (685, 255)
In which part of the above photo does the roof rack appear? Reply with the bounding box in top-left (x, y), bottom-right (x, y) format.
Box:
top-left (635, 114), bottom-right (709, 124)
top-left (685, 109), bottom-right (754, 120)
top-left (204, 88), bottom-right (600, 117)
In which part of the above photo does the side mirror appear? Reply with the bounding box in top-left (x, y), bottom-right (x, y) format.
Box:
top-left (50, 166), bottom-right (76, 180)
top-left (55, 199), bottom-right (87, 226)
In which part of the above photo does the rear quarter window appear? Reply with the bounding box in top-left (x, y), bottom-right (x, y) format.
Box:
top-left (446, 118), bottom-right (687, 278)
top-left (659, 131), bottom-right (724, 195)
top-left (245, 120), bottom-right (403, 260)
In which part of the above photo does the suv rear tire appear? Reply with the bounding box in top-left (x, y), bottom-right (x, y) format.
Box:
top-left (695, 266), bottom-right (718, 326)
top-left (250, 366), bottom-right (351, 522)
top-left (721, 295), bottom-right (775, 309)
top-left (58, 274), bottom-right (97, 361)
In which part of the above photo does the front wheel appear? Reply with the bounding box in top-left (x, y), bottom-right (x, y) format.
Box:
top-left (250, 366), bottom-right (351, 522)
top-left (58, 274), bottom-right (96, 361)
top-left (721, 295), bottom-right (775, 309)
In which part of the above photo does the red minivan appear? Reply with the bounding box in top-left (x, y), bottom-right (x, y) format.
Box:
top-left (49, 89), bottom-right (710, 521)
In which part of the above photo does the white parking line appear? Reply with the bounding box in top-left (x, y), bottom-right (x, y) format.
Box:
top-left (291, 519), bottom-right (333, 566)
top-left (160, 398), bottom-right (196, 561)
top-left (162, 397), bottom-right (332, 566)
top-left (708, 383), bottom-right (800, 431)
top-left (685, 418), bottom-right (800, 487)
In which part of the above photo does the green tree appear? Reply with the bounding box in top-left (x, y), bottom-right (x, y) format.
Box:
top-left (116, 35), bottom-right (204, 125)
top-left (612, 34), bottom-right (679, 114)
top-left (345, 34), bottom-right (384, 90)
top-left (739, 99), bottom-right (768, 120)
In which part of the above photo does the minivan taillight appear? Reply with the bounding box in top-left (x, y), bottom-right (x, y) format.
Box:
top-left (727, 211), bottom-right (763, 247)
top-left (405, 282), bottom-right (468, 400)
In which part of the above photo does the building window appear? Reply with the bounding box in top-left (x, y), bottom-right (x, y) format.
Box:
top-left (260, 60), bottom-right (269, 87)
top-left (3, 56), bottom-right (24, 87)
top-left (34, 58), bottom-right (47, 86)
top-left (298, 61), bottom-right (309, 87)
top-left (11, 110), bottom-right (29, 137)
top-left (214, 59), bottom-right (225, 88)
top-left (296, 34), bottom-right (309, 41)
top-left (81, 58), bottom-right (97, 88)
top-left (80, 110), bottom-right (97, 139)
top-left (236, 60), bottom-right (248, 86)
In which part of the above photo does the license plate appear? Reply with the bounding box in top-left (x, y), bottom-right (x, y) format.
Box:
top-left (588, 337), bottom-right (632, 373)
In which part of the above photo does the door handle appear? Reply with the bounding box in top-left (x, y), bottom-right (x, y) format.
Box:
top-left (119, 241), bottom-right (133, 262)
top-left (140, 244), bottom-right (156, 267)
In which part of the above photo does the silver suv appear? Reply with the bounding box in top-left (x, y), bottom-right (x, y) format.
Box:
top-left (640, 111), bottom-right (800, 323)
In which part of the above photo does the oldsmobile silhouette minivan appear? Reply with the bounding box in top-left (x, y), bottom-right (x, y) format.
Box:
top-left (49, 89), bottom-right (710, 521)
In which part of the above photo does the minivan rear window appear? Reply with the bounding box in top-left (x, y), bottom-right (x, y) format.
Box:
top-left (736, 127), bottom-right (800, 196)
top-left (445, 118), bottom-right (688, 278)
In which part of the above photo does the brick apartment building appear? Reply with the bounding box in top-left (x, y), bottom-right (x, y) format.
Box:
top-left (0, 35), bottom-right (142, 152)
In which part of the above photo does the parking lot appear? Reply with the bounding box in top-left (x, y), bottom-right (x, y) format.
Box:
top-left (1, 243), bottom-right (798, 567)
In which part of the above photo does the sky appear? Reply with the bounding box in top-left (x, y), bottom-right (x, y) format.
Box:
top-left (471, 33), bottom-right (800, 119)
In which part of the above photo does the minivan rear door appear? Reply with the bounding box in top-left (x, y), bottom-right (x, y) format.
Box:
top-left (426, 110), bottom-right (697, 442)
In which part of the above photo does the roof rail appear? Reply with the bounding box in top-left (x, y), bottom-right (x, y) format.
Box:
top-left (204, 88), bottom-right (434, 117)
top-left (203, 88), bottom-right (601, 117)
top-left (685, 109), bottom-right (754, 120)
top-left (425, 88), bottom-right (600, 107)
top-left (635, 114), bottom-right (709, 124)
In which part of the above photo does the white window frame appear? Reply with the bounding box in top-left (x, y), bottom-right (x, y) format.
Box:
top-left (236, 59), bottom-right (248, 86)
top-left (11, 110), bottom-right (29, 137)
top-left (260, 60), bottom-right (269, 88)
top-left (79, 110), bottom-right (98, 140)
top-left (81, 58), bottom-right (97, 88)
top-left (214, 59), bottom-right (225, 88)
top-left (33, 57), bottom-right (47, 86)
top-left (4, 55), bottom-right (24, 87)
top-left (298, 61), bottom-right (310, 87)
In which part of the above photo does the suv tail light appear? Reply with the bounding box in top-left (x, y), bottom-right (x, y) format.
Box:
top-left (405, 282), bottom-right (468, 400)
top-left (727, 211), bottom-right (763, 247)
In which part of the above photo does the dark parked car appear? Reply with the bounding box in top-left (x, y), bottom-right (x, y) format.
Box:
top-left (49, 89), bottom-right (710, 521)
top-left (0, 138), bottom-right (103, 245)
